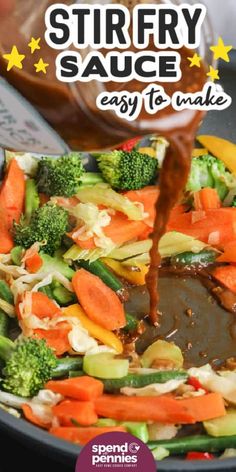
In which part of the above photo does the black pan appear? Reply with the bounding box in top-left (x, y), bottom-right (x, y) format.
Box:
top-left (0, 51), bottom-right (236, 471)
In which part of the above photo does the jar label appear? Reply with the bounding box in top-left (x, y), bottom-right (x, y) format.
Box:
top-left (0, 78), bottom-right (69, 155)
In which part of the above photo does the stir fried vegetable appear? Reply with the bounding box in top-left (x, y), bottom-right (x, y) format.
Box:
top-left (197, 135), bottom-right (236, 175)
top-left (25, 179), bottom-right (40, 223)
top-left (148, 435), bottom-right (236, 455)
top-left (141, 340), bottom-right (184, 369)
top-left (101, 370), bottom-right (187, 393)
top-left (96, 150), bottom-right (158, 190)
top-left (76, 184), bottom-right (143, 220)
top-left (13, 204), bottom-right (69, 255)
top-left (1, 138), bottom-right (236, 462)
top-left (0, 336), bottom-right (57, 397)
top-left (186, 155), bottom-right (236, 200)
top-left (36, 153), bottom-right (103, 197)
top-left (83, 353), bottom-right (129, 379)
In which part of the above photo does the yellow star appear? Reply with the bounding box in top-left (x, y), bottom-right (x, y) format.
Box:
top-left (210, 37), bottom-right (232, 63)
top-left (207, 65), bottom-right (220, 82)
top-left (28, 37), bottom-right (41, 54)
top-left (187, 53), bottom-right (202, 68)
top-left (2, 46), bottom-right (25, 71)
top-left (34, 58), bottom-right (49, 74)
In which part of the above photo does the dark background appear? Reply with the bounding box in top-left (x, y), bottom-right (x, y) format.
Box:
top-left (0, 430), bottom-right (75, 471)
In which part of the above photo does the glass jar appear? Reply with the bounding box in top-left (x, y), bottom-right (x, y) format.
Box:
top-left (0, 0), bottom-right (214, 152)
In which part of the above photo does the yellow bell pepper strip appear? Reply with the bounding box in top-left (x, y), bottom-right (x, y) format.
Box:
top-left (192, 148), bottom-right (208, 157)
top-left (101, 258), bottom-right (148, 285)
top-left (63, 304), bottom-right (123, 354)
top-left (197, 136), bottom-right (236, 175)
top-left (138, 147), bottom-right (156, 158)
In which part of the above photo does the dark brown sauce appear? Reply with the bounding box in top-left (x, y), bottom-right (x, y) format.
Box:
top-left (126, 266), bottom-right (236, 368)
top-left (145, 48), bottom-right (206, 325)
top-left (146, 131), bottom-right (197, 324)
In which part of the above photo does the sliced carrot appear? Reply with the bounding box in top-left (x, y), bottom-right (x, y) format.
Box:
top-left (0, 159), bottom-right (25, 229)
top-left (94, 395), bottom-right (195, 424)
top-left (16, 291), bottom-right (62, 321)
top-left (34, 321), bottom-right (71, 356)
top-left (50, 426), bottom-right (127, 445)
top-left (52, 400), bottom-right (98, 426)
top-left (212, 265), bottom-right (236, 294)
top-left (70, 211), bottom-right (148, 250)
top-left (72, 269), bottom-right (126, 330)
top-left (217, 241), bottom-right (236, 263)
top-left (0, 214), bottom-right (14, 253)
top-left (124, 186), bottom-right (159, 227)
top-left (70, 233), bottom-right (97, 250)
top-left (104, 212), bottom-right (147, 245)
top-left (22, 404), bottom-right (51, 430)
top-left (31, 291), bottom-right (62, 319)
top-left (169, 203), bottom-right (189, 218)
top-left (193, 188), bottom-right (221, 211)
top-left (46, 376), bottom-right (104, 400)
top-left (25, 253), bottom-right (43, 273)
top-left (124, 189), bottom-right (187, 241)
top-left (179, 393), bottom-right (226, 422)
top-left (168, 209), bottom-right (236, 246)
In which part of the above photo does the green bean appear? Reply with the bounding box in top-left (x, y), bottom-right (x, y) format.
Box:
top-left (102, 371), bottom-right (187, 393)
top-left (148, 435), bottom-right (236, 455)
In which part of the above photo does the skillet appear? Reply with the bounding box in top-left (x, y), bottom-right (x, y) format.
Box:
top-left (0, 51), bottom-right (235, 471)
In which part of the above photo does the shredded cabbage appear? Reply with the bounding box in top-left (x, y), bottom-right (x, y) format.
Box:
top-left (68, 324), bottom-right (98, 353)
top-left (0, 298), bottom-right (15, 317)
top-left (32, 389), bottom-right (63, 406)
top-left (0, 262), bottom-right (28, 279)
top-left (76, 183), bottom-right (144, 220)
top-left (5, 151), bottom-right (38, 177)
top-left (109, 232), bottom-right (208, 266)
top-left (121, 379), bottom-right (185, 397)
top-left (15, 287), bottom-right (107, 354)
top-left (86, 345), bottom-right (116, 355)
top-left (0, 390), bottom-right (26, 408)
top-left (29, 403), bottom-right (54, 424)
top-left (69, 202), bottom-right (116, 251)
top-left (11, 271), bottom-right (73, 302)
top-left (188, 364), bottom-right (236, 405)
top-left (0, 388), bottom-right (62, 424)
top-left (63, 245), bottom-right (110, 263)
top-left (148, 423), bottom-right (178, 441)
top-left (0, 403), bottom-right (20, 418)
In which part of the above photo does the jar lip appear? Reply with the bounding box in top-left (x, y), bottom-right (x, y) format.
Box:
top-left (69, 80), bottom-right (135, 137)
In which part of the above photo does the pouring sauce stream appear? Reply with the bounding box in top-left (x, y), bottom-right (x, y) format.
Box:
top-left (145, 50), bottom-right (207, 324)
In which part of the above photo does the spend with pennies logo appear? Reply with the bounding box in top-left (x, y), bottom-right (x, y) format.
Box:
top-left (75, 432), bottom-right (156, 471)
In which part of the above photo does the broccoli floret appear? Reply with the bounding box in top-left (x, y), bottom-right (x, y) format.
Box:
top-left (0, 336), bottom-right (57, 397)
top-left (96, 150), bottom-right (158, 191)
top-left (36, 152), bottom-right (103, 197)
top-left (13, 203), bottom-right (69, 255)
top-left (186, 154), bottom-right (236, 200)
